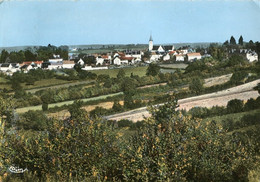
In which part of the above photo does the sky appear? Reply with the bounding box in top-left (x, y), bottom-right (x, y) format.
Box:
top-left (0, 0), bottom-right (260, 47)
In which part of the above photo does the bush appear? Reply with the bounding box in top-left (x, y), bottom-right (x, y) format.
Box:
top-left (117, 119), bottom-right (133, 128)
top-left (227, 99), bottom-right (244, 113)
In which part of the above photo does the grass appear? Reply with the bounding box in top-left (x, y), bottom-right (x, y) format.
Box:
top-left (16, 92), bottom-right (123, 113)
top-left (203, 108), bottom-right (260, 124)
top-left (21, 78), bottom-right (73, 90)
top-left (89, 66), bottom-right (148, 78)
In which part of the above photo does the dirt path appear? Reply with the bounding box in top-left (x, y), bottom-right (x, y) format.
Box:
top-left (105, 79), bottom-right (260, 122)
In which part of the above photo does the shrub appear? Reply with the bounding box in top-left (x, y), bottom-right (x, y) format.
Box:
top-left (227, 99), bottom-right (244, 113)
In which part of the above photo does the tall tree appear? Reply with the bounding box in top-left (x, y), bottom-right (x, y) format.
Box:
top-left (0, 49), bottom-right (9, 63)
top-left (146, 63), bottom-right (160, 76)
top-left (238, 35), bottom-right (243, 46)
top-left (230, 36), bottom-right (236, 45)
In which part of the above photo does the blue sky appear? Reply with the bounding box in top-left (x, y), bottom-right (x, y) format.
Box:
top-left (0, 0), bottom-right (260, 47)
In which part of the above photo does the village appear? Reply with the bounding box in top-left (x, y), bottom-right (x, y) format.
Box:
top-left (1, 36), bottom-right (258, 75)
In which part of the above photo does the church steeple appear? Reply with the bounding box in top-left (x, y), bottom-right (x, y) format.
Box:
top-left (149, 34), bottom-right (153, 51)
top-left (149, 34), bottom-right (153, 42)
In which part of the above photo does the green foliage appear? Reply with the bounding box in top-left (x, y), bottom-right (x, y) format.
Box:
top-left (239, 35), bottom-right (243, 46)
top-left (146, 63), bottom-right (160, 76)
top-left (189, 77), bottom-right (204, 95)
top-left (230, 36), bottom-right (236, 45)
top-left (122, 97), bottom-right (253, 181)
top-left (18, 110), bottom-right (49, 131)
top-left (112, 100), bottom-right (123, 112)
top-left (0, 96), bottom-right (258, 181)
top-left (42, 103), bottom-right (48, 111)
top-left (2, 116), bottom-right (122, 181)
top-left (230, 71), bottom-right (248, 84)
top-left (68, 100), bottom-right (86, 120)
top-left (227, 99), bottom-right (244, 114)
top-left (227, 55), bottom-right (246, 67)
top-left (117, 69), bottom-right (126, 79)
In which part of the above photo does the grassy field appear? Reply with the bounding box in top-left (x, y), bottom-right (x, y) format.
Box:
top-left (203, 108), bottom-right (260, 124)
top-left (89, 66), bottom-right (148, 78)
top-left (0, 77), bottom-right (11, 90)
top-left (16, 92), bottom-right (123, 113)
top-left (21, 78), bottom-right (73, 90)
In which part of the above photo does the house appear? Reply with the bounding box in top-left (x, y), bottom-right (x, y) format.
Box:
top-left (124, 50), bottom-right (142, 60)
top-left (20, 64), bottom-right (36, 73)
top-left (163, 53), bottom-right (170, 61)
top-left (175, 54), bottom-right (185, 62)
top-left (150, 52), bottom-right (162, 61)
top-left (187, 53), bottom-right (202, 62)
top-left (0, 63), bottom-right (12, 72)
top-left (113, 57), bottom-right (121, 65)
top-left (246, 52), bottom-right (258, 62)
top-left (62, 60), bottom-right (75, 69)
top-left (96, 56), bottom-right (104, 65)
top-left (77, 58), bottom-right (85, 66)
top-left (0, 63), bottom-right (19, 73)
top-left (20, 61), bottom-right (43, 68)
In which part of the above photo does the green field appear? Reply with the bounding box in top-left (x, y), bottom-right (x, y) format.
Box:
top-left (22, 78), bottom-right (73, 90)
top-left (16, 92), bottom-right (123, 113)
top-left (89, 66), bottom-right (148, 78)
top-left (203, 108), bottom-right (260, 124)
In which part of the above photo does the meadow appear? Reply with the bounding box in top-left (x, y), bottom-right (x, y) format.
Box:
top-left (89, 66), bottom-right (148, 78)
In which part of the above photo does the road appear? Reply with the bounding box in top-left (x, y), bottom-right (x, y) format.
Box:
top-left (105, 79), bottom-right (260, 122)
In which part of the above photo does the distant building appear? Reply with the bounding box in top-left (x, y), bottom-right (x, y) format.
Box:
top-left (246, 52), bottom-right (258, 62)
top-left (187, 53), bottom-right (202, 62)
top-left (175, 54), bottom-right (185, 62)
top-left (62, 60), bottom-right (75, 69)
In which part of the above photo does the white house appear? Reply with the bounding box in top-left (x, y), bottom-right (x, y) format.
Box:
top-left (77, 59), bottom-right (85, 66)
top-left (187, 53), bottom-right (202, 62)
top-left (150, 52), bottom-right (162, 61)
top-left (0, 63), bottom-right (13, 72)
top-left (163, 54), bottom-right (170, 61)
top-left (175, 54), bottom-right (185, 62)
top-left (113, 57), bottom-right (121, 65)
top-left (62, 60), bottom-right (75, 69)
top-left (96, 56), bottom-right (104, 65)
top-left (246, 52), bottom-right (258, 62)
top-left (124, 50), bottom-right (142, 60)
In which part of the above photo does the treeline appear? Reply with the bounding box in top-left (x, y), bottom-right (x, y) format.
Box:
top-left (0, 44), bottom-right (68, 63)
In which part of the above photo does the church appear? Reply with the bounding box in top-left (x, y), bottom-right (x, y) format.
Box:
top-left (148, 35), bottom-right (174, 53)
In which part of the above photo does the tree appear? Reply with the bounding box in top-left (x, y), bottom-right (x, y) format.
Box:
top-left (189, 77), bottom-right (204, 95)
top-left (112, 100), bottom-right (123, 112)
top-left (223, 40), bottom-right (229, 46)
top-left (146, 63), bottom-right (160, 76)
top-left (0, 49), bottom-right (9, 63)
top-left (19, 110), bottom-right (48, 131)
top-left (227, 99), bottom-right (244, 113)
top-left (42, 103), bottom-right (48, 111)
top-left (230, 36), bottom-right (236, 45)
top-left (239, 35), bottom-right (243, 46)
top-left (117, 69), bottom-right (126, 79)
top-left (68, 100), bottom-right (86, 120)
top-left (230, 71), bottom-right (248, 85)
top-left (123, 97), bottom-right (252, 181)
